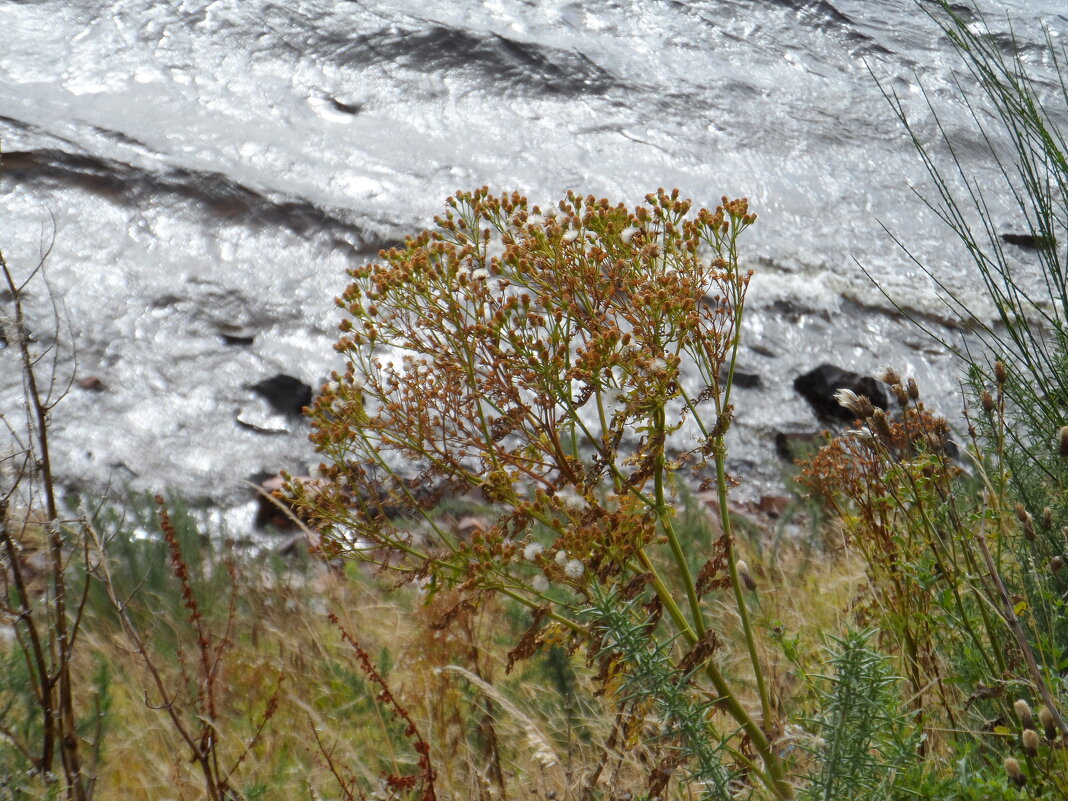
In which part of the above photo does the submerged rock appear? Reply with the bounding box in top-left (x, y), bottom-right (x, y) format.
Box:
top-left (250, 374), bottom-right (313, 417)
top-left (793, 364), bottom-right (888, 424)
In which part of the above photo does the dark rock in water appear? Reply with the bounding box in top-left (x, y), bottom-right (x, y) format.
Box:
top-left (250, 374), bottom-right (312, 416)
top-left (254, 473), bottom-right (298, 530)
top-left (720, 366), bottom-right (761, 388)
top-left (794, 364), bottom-right (888, 423)
top-left (220, 332), bottom-right (255, 346)
top-left (1001, 232), bottom-right (1053, 251)
top-left (774, 431), bottom-right (826, 462)
top-left (733, 371), bottom-right (762, 389)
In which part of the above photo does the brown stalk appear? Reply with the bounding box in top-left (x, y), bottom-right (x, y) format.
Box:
top-left (1, 247), bottom-right (91, 800)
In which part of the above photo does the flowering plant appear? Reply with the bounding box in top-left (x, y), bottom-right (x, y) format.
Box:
top-left (287, 188), bottom-right (794, 797)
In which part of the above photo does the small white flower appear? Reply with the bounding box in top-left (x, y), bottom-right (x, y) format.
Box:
top-left (555, 549), bottom-right (568, 565)
top-left (325, 380), bottom-right (340, 394)
top-left (561, 229), bottom-right (579, 243)
top-left (619, 225), bottom-right (638, 244)
top-left (471, 267), bottom-right (490, 281)
top-left (650, 357), bottom-right (667, 371)
top-left (532, 574), bottom-right (549, 592)
top-left (563, 559), bottom-right (584, 579)
top-left (523, 542), bottom-right (544, 561)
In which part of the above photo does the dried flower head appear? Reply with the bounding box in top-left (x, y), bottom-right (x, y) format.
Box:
top-left (874, 365), bottom-right (900, 386)
top-left (1038, 706), bottom-right (1057, 741)
top-left (735, 560), bottom-right (756, 591)
top-left (523, 542), bottom-right (544, 562)
top-left (1060, 425), bottom-right (1068, 457)
top-left (906, 376), bottom-right (919, 401)
top-left (563, 558), bottom-right (585, 579)
top-left (1022, 728), bottom-right (1040, 757)
top-left (834, 388), bottom-right (874, 419)
top-left (1015, 698), bottom-right (1035, 730)
top-left (981, 389), bottom-right (995, 414)
top-left (994, 360), bottom-right (1007, 384)
top-left (1004, 756), bottom-right (1026, 787)
top-left (871, 409), bottom-right (892, 441)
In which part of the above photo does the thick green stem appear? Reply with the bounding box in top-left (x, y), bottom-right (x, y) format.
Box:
top-left (716, 449), bottom-right (775, 751)
top-left (652, 405), bottom-right (706, 638)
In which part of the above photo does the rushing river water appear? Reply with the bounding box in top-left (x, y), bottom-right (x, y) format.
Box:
top-left (1, 0), bottom-right (1066, 525)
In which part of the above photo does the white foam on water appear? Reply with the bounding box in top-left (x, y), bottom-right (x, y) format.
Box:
top-left (1, 0), bottom-right (1065, 517)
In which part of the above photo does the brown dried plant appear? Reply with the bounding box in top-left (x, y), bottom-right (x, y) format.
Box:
top-left (87, 498), bottom-right (284, 801)
top-left (800, 371), bottom-right (1068, 765)
top-left (1, 246), bottom-right (100, 801)
top-left (286, 189), bottom-right (797, 798)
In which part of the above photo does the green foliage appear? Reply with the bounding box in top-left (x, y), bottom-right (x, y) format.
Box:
top-left (881, 0), bottom-right (1068, 678)
top-left (577, 583), bottom-right (733, 801)
top-left (286, 187), bottom-right (799, 798)
top-left (802, 629), bottom-right (915, 801)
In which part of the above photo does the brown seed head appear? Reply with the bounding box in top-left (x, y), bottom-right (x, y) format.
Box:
top-left (835, 389), bottom-right (874, 420)
top-left (874, 365), bottom-right (899, 386)
top-left (906, 376), bottom-right (919, 401)
top-left (872, 409), bottom-right (892, 441)
top-left (1004, 757), bottom-right (1026, 787)
top-left (1051, 555), bottom-right (1064, 574)
top-left (1038, 706), bottom-right (1057, 741)
top-left (994, 360), bottom-right (1007, 384)
top-left (735, 560), bottom-right (757, 592)
top-left (891, 383), bottom-right (909, 408)
top-left (981, 390), bottom-right (995, 414)
top-left (1022, 728), bottom-right (1040, 757)
top-left (1060, 425), bottom-right (1068, 457)
top-left (1015, 699), bottom-right (1035, 730)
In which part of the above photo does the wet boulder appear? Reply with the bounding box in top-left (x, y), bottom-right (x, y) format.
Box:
top-left (250, 374), bottom-right (313, 417)
top-left (793, 364), bottom-right (888, 424)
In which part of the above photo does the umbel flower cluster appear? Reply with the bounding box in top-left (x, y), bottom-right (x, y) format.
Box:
top-left (284, 188), bottom-right (794, 797)
top-left (287, 187), bottom-right (754, 601)
top-left (289, 189), bottom-right (808, 798)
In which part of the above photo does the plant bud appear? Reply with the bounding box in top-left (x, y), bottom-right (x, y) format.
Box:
top-left (1022, 728), bottom-right (1040, 757)
top-left (1038, 706), bottom-right (1057, 741)
top-left (1051, 555), bottom-right (1064, 574)
top-left (1060, 425), bottom-right (1068, 457)
top-left (1042, 507), bottom-right (1053, 531)
top-left (1004, 757), bottom-right (1026, 787)
top-left (735, 560), bottom-right (757, 592)
top-left (1014, 699), bottom-right (1035, 730)
top-left (875, 365), bottom-right (899, 386)
top-left (1016, 505), bottom-right (1035, 541)
top-left (872, 409), bottom-right (892, 441)
top-left (890, 383), bottom-right (908, 408)
top-left (981, 390), bottom-right (995, 414)
top-left (994, 360), bottom-right (1007, 384)
top-left (906, 377), bottom-right (919, 401)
